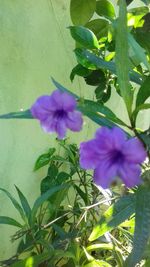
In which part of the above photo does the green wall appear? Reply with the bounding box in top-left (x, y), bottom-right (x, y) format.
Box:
top-left (0, 0), bottom-right (149, 260)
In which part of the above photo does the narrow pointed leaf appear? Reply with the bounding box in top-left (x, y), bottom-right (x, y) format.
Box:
top-left (0, 188), bottom-right (25, 221)
top-left (89, 194), bottom-right (135, 241)
top-left (15, 186), bottom-right (31, 220)
top-left (0, 109), bottom-right (33, 119)
top-left (0, 216), bottom-right (22, 228)
top-left (136, 76), bottom-right (150, 107)
top-left (115, 0), bottom-right (133, 115)
top-left (126, 184), bottom-right (150, 267)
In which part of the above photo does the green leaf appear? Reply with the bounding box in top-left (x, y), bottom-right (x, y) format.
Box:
top-left (139, 129), bottom-right (150, 151)
top-left (78, 99), bottom-right (128, 127)
top-left (115, 0), bottom-right (133, 115)
top-left (30, 183), bottom-right (70, 224)
top-left (51, 77), bottom-right (78, 99)
top-left (128, 33), bottom-right (150, 71)
top-left (126, 185), bottom-right (150, 267)
top-left (70, 64), bottom-right (92, 82)
top-left (95, 83), bottom-right (111, 104)
top-left (0, 109), bottom-right (33, 119)
top-left (96, 0), bottom-right (115, 19)
top-left (0, 188), bottom-right (25, 221)
top-left (0, 216), bottom-right (22, 228)
top-left (132, 103), bottom-right (150, 122)
top-left (81, 50), bottom-right (143, 85)
top-left (69, 26), bottom-right (99, 49)
top-left (85, 19), bottom-right (109, 39)
top-left (10, 252), bottom-right (52, 267)
top-left (34, 148), bottom-right (56, 171)
top-left (89, 194), bottom-right (135, 241)
top-left (15, 186), bottom-right (31, 220)
top-left (70, 0), bottom-right (96, 26)
top-left (83, 260), bottom-right (112, 267)
top-left (136, 76), bottom-right (150, 107)
top-left (74, 185), bottom-right (88, 205)
top-left (128, 6), bottom-right (149, 15)
top-left (74, 48), bottom-right (97, 70)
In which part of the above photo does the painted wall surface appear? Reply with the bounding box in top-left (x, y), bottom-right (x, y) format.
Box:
top-left (0, 0), bottom-right (149, 260)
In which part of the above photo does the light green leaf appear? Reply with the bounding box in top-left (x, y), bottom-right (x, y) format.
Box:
top-left (136, 76), bottom-right (150, 107)
top-left (89, 194), bottom-right (135, 241)
top-left (115, 0), bottom-right (133, 116)
top-left (83, 260), bottom-right (112, 267)
top-left (69, 26), bottom-right (99, 49)
top-left (0, 216), bottom-right (22, 228)
top-left (70, 0), bottom-right (96, 26)
top-left (85, 19), bottom-right (109, 39)
top-left (96, 0), bottom-right (115, 19)
top-left (10, 252), bottom-right (52, 267)
top-left (126, 185), bottom-right (150, 267)
top-left (15, 186), bottom-right (31, 220)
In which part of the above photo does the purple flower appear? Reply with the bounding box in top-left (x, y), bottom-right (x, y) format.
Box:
top-left (31, 90), bottom-right (83, 139)
top-left (80, 127), bottom-right (147, 188)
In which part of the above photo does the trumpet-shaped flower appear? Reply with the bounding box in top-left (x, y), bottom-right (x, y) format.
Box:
top-left (31, 90), bottom-right (83, 139)
top-left (80, 127), bottom-right (147, 188)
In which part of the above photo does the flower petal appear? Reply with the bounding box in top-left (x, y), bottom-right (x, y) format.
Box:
top-left (31, 95), bottom-right (53, 120)
top-left (118, 162), bottom-right (142, 187)
top-left (80, 140), bottom-right (101, 169)
top-left (123, 138), bottom-right (147, 164)
top-left (94, 161), bottom-right (117, 189)
top-left (66, 111), bottom-right (83, 132)
top-left (95, 127), bottom-right (126, 151)
top-left (62, 92), bottom-right (77, 111)
top-left (56, 119), bottom-right (67, 139)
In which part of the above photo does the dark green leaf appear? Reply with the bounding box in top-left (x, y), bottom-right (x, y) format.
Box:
top-left (51, 77), bottom-right (78, 99)
top-left (74, 185), bottom-right (87, 205)
top-left (70, 0), bottom-right (96, 26)
top-left (89, 194), bottom-right (135, 241)
top-left (15, 186), bottom-right (31, 220)
top-left (0, 188), bottom-right (25, 221)
top-left (57, 172), bottom-right (70, 183)
top-left (126, 185), bottom-right (150, 267)
top-left (69, 26), bottom-right (99, 49)
top-left (128, 33), bottom-right (150, 71)
top-left (0, 109), bottom-right (33, 119)
top-left (70, 64), bottom-right (92, 82)
top-left (95, 83), bottom-right (111, 104)
top-left (96, 0), bottom-right (116, 19)
top-left (0, 216), bottom-right (22, 228)
top-left (85, 19), bottom-right (109, 39)
top-left (136, 76), bottom-right (150, 107)
top-left (30, 184), bottom-right (70, 224)
top-left (79, 99), bottom-right (128, 127)
top-left (81, 50), bottom-right (143, 85)
top-left (34, 148), bottom-right (56, 171)
top-left (84, 70), bottom-right (106, 86)
top-left (115, 0), bottom-right (133, 115)
top-left (139, 129), bottom-right (150, 151)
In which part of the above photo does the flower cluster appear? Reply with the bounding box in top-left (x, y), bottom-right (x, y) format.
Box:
top-left (31, 90), bottom-right (147, 188)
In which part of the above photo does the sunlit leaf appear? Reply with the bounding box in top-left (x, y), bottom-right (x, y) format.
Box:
top-left (96, 0), bottom-right (115, 19)
top-left (89, 194), bottom-right (135, 241)
top-left (69, 26), bottom-right (99, 49)
top-left (70, 0), bottom-right (96, 26)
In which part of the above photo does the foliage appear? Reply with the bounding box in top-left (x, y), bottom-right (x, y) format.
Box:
top-left (0, 0), bottom-right (150, 266)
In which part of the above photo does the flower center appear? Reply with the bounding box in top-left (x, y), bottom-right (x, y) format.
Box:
top-left (54, 110), bottom-right (67, 119)
top-left (110, 150), bottom-right (124, 164)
